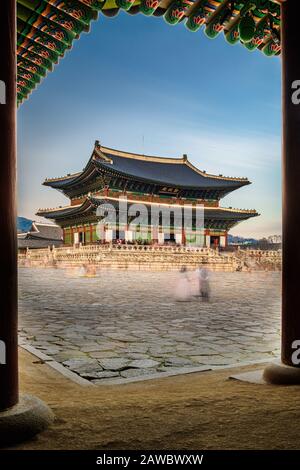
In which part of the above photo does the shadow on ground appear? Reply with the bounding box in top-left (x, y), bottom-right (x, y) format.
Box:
top-left (4, 349), bottom-right (300, 450)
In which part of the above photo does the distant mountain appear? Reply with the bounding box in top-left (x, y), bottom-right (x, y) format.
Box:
top-left (17, 217), bottom-right (32, 233)
top-left (228, 234), bottom-right (258, 245)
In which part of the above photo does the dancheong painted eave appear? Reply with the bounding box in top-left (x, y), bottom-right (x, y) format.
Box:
top-left (17, 0), bottom-right (281, 105)
top-left (42, 141), bottom-right (251, 197)
top-left (37, 195), bottom-right (259, 218)
top-left (36, 195), bottom-right (259, 231)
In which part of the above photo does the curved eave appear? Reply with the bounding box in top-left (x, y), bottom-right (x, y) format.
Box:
top-left (36, 199), bottom-right (95, 220)
top-left (17, 0), bottom-right (281, 105)
top-left (205, 208), bottom-right (259, 221)
top-left (43, 172), bottom-right (83, 189)
top-left (43, 145), bottom-right (101, 189)
top-left (204, 207), bottom-right (259, 230)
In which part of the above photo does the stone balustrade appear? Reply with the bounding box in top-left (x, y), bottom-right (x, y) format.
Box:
top-left (18, 244), bottom-right (282, 272)
top-left (237, 248), bottom-right (282, 258)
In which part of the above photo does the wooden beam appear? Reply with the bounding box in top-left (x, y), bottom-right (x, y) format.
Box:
top-left (0, 0), bottom-right (18, 410)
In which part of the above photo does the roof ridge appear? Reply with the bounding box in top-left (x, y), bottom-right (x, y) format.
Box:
top-left (33, 221), bottom-right (60, 227)
top-left (98, 143), bottom-right (185, 164)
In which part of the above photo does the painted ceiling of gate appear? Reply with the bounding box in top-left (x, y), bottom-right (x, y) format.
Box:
top-left (17, 0), bottom-right (281, 105)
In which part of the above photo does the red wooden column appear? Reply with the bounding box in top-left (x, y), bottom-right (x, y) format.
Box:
top-left (0, 0), bottom-right (18, 410)
top-left (280, 0), bottom-right (300, 367)
top-left (181, 227), bottom-right (186, 246)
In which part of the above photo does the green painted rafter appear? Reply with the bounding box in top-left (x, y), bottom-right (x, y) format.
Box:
top-left (17, 0), bottom-right (281, 104)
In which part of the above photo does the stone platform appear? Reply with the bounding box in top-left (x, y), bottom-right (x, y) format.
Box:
top-left (19, 244), bottom-right (282, 272)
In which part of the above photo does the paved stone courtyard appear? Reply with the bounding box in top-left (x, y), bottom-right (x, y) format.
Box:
top-left (19, 268), bottom-right (281, 384)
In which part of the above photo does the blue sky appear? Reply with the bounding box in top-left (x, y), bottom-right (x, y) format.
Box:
top-left (18, 12), bottom-right (281, 238)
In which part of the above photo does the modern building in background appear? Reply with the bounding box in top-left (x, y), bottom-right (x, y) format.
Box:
top-left (37, 141), bottom-right (258, 248)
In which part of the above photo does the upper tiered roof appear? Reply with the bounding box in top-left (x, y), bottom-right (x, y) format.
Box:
top-left (43, 141), bottom-right (250, 197)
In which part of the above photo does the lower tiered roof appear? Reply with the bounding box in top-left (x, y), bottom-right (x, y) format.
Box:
top-left (37, 195), bottom-right (259, 230)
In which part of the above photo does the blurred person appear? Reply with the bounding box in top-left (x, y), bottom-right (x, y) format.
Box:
top-left (194, 267), bottom-right (202, 297)
top-left (174, 266), bottom-right (192, 302)
top-left (200, 267), bottom-right (210, 301)
top-left (84, 263), bottom-right (97, 277)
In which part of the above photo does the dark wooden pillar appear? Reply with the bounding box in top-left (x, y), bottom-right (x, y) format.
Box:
top-left (281, 0), bottom-right (300, 367)
top-left (0, 0), bottom-right (18, 409)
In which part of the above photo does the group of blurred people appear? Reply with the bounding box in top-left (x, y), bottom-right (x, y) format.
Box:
top-left (175, 266), bottom-right (210, 302)
top-left (65, 263), bottom-right (97, 278)
top-left (65, 263), bottom-right (211, 303)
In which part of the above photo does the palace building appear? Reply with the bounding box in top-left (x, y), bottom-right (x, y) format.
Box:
top-left (37, 141), bottom-right (258, 248)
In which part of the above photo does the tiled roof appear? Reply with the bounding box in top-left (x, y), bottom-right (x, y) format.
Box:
top-left (44, 142), bottom-right (250, 191)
